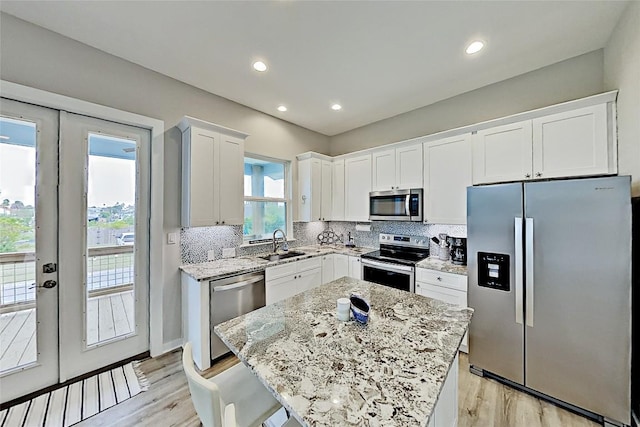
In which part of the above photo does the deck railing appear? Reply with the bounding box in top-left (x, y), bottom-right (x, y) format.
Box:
top-left (0, 246), bottom-right (134, 312)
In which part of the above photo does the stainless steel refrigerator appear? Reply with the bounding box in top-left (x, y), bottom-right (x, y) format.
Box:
top-left (467, 176), bottom-right (631, 426)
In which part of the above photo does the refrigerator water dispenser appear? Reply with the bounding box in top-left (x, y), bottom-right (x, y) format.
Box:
top-left (478, 252), bottom-right (510, 291)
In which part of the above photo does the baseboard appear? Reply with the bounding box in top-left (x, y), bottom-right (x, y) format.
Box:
top-left (162, 338), bottom-right (184, 354)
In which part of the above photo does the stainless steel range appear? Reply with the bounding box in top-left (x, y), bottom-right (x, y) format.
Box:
top-left (361, 233), bottom-right (430, 293)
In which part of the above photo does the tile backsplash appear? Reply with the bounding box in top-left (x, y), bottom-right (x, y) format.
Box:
top-left (181, 221), bottom-right (466, 264)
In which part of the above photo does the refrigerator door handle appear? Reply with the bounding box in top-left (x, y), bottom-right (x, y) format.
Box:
top-left (514, 217), bottom-right (524, 325)
top-left (525, 217), bottom-right (534, 327)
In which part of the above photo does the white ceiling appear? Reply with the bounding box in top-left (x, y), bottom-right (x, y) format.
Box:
top-left (0, 1), bottom-right (628, 136)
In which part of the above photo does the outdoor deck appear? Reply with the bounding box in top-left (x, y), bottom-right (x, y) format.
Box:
top-left (0, 290), bottom-right (135, 372)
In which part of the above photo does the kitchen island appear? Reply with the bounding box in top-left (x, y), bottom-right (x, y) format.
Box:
top-left (215, 277), bottom-right (473, 427)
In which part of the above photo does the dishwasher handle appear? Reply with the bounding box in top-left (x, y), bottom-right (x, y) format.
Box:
top-left (212, 275), bottom-right (263, 292)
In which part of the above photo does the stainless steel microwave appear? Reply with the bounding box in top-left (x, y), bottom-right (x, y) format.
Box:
top-left (369, 189), bottom-right (423, 221)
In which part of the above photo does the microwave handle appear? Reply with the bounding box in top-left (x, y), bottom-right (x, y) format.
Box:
top-left (405, 195), bottom-right (410, 215)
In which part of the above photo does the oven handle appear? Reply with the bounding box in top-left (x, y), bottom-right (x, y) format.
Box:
top-left (361, 258), bottom-right (414, 274)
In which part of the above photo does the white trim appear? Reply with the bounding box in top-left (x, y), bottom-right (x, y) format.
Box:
top-left (162, 338), bottom-right (184, 354)
top-left (177, 116), bottom-right (249, 139)
top-left (1, 80), bottom-right (166, 358)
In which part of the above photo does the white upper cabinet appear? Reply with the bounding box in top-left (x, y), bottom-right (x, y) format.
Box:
top-left (298, 155), bottom-right (332, 222)
top-left (473, 97), bottom-right (616, 185)
top-left (473, 120), bottom-right (533, 185)
top-left (345, 154), bottom-right (372, 221)
top-left (424, 134), bottom-right (472, 224)
top-left (532, 104), bottom-right (614, 179)
top-left (179, 116), bottom-right (247, 227)
top-left (396, 144), bottom-right (423, 189)
top-left (372, 144), bottom-right (423, 191)
top-left (372, 149), bottom-right (396, 191)
top-left (332, 159), bottom-right (345, 221)
top-left (321, 160), bottom-right (332, 220)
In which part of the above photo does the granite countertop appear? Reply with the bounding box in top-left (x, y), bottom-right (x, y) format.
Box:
top-left (416, 257), bottom-right (468, 276)
top-left (215, 277), bottom-right (473, 427)
top-left (179, 245), bottom-right (375, 282)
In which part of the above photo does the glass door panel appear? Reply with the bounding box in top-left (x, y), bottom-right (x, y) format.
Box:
top-left (0, 100), bottom-right (59, 403)
top-left (86, 133), bottom-right (137, 346)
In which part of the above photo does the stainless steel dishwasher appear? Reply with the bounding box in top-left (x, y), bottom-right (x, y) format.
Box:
top-left (210, 271), bottom-right (265, 360)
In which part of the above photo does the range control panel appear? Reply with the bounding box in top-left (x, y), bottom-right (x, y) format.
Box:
top-left (477, 252), bottom-right (510, 291)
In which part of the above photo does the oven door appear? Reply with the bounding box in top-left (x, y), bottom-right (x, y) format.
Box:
top-left (361, 259), bottom-right (415, 293)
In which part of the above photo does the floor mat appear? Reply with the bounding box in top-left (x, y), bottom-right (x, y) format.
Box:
top-left (0, 361), bottom-right (148, 426)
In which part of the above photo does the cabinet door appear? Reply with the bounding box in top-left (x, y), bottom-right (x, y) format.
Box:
top-left (532, 104), bottom-right (612, 179)
top-left (217, 133), bottom-right (245, 225)
top-left (345, 155), bottom-right (372, 221)
top-left (266, 274), bottom-right (298, 305)
top-left (348, 256), bottom-right (362, 280)
top-left (321, 160), bottom-right (332, 220)
top-left (310, 158), bottom-right (322, 221)
top-left (433, 353), bottom-right (459, 427)
top-left (297, 268), bottom-right (322, 293)
top-left (424, 134), bottom-right (472, 224)
top-left (372, 149), bottom-right (396, 191)
top-left (322, 255), bottom-right (335, 284)
top-left (332, 159), bottom-right (345, 221)
top-left (396, 144), bottom-right (423, 189)
top-left (184, 128), bottom-right (218, 226)
top-left (473, 120), bottom-right (533, 184)
top-left (334, 254), bottom-right (349, 279)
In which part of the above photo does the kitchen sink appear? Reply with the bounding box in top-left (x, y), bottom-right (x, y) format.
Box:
top-left (259, 251), bottom-right (306, 261)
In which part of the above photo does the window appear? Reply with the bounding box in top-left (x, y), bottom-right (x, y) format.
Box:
top-left (243, 156), bottom-right (290, 242)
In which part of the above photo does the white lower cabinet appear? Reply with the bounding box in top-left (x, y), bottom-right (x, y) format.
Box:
top-left (322, 254), bottom-right (335, 283)
top-left (416, 268), bottom-right (468, 352)
top-left (348, 256), bottom-right (362, 280)
top-left (334, 254), bottom-right (349, 280)
top-left (429, 353), bottom-right (459, 427)
top-left (266, 258), bottom-right (322, 305)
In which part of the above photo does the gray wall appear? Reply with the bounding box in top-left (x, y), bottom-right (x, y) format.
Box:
top-left (329, 50), bottom-right (604, 155)
top-left (604, 0), bottom-right (640, 197)
top-left (0, 13), bottom-right (330, 346)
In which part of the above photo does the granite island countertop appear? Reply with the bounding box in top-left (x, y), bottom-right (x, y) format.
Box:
top-left (416, 257), bottom-right (468, 276)
top-left (215, 277), bottom-right (473, 427)
top-left (179, 245), bottom-right (375, 282)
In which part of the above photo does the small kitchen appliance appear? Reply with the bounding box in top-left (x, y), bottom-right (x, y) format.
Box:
top-left (361, 233), bottom-right (430, 293)
top-left (449, 237), bottom-right (467, 265)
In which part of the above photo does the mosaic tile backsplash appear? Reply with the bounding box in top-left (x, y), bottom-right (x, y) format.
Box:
top-left (181, 221), bottom-right (466, 264)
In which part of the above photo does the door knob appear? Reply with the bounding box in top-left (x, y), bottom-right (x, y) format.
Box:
top-left (29, 280), bottom-right (57, 289)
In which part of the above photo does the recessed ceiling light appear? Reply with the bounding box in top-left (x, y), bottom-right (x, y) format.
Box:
top-left (331, 104), bottom-right (342, 111)
top-left (465, 41), bottom-right (484, 55)
top-left (253, 61), bottom-right (267, 72)
top-left (277, 105), bottom-right (287, 112)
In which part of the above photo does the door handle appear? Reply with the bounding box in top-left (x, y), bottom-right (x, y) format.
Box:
top-left (212, 276), bottom-right (263, 292)
top-left (405, 195), bottom-right (410, 216)
top-left (514, 218), bottom-right (523, 325)
top-left (29, 280), bottom-right (57, 289)
top-left (525, 218), bottom-right (534, 327)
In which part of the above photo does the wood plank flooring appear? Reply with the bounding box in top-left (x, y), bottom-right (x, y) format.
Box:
top-left (0, 291), bottom-right (135, 372)
top-left (77, 350), bottom-right (599, 427)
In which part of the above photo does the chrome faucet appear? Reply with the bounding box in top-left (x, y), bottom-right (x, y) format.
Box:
top-left (272, 228), bottom-right (289, 253)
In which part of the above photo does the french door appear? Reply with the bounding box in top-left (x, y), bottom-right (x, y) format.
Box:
top-left (0, 99), bottom-right (150, 403)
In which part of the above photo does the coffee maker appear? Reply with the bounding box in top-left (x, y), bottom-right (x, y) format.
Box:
top-left (449, 237), bottom-right (467, 265)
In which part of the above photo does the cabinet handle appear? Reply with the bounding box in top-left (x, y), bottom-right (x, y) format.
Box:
top-left (222, 221), bottom-right (225, 224)
top-left (216, 221), bottom-right (219, 225)
top-left (525, 174), bottom-right (531, 178)
top-left (535, 172), bottom-right (542, 177)
top-left (437, 277), bottom-right (442, 281)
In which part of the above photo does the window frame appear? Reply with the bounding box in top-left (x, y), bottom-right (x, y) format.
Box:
top-left (242, 153), bottom-right (292, 244)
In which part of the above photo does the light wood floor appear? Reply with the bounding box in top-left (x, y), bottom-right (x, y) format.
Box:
top-left (77, 350), bottom-right (598, 427)
top-left (0, 291), bottom-right (134, 373)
